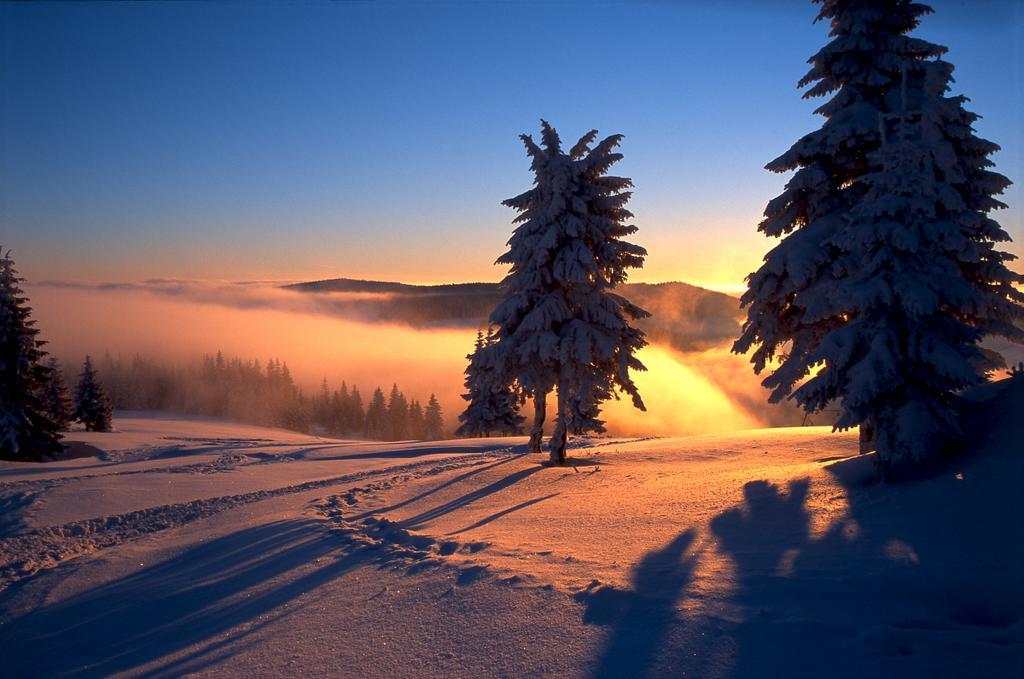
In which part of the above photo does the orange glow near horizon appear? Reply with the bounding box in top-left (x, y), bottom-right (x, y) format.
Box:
top-left (601, 345), bottom-right (764, 436)
top-left (29, 283), bottom-right (799, 436)
top-left (15, 213), bottom-right (784, 296)
top-left (30, 285), bottom-right (472, 416)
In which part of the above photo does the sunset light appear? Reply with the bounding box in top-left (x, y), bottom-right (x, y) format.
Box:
top-left (1, 1), bottom-right (1021, 677)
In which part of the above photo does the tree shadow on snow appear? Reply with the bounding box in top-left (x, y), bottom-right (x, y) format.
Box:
top-left (399, 464), bottom-right (546, 530)
top-left (448, 493), bottom-right (559, 535)
top-left (0, 519), bottom-right (373, 678)
top-left (0, 490), bottom-right (36, 538)
top-left (575, 529), bottom-right (699, 679)
top-left (707, 436), bottom-right (1024, 678)
top-left (349, 454), bottom-right (526, 521)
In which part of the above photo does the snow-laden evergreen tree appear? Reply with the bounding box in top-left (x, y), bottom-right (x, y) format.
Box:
top-left (734, 0), bottom-right (1023, 478)
top-left (566, 369), bottom-right (614, 436)
top-left (0, 251), bottom-right (63, 460)
top-left (489, 121), bottom-right (649, 464)
top-left (75, 356), bottom-right (114, 432)
top-left (40, 357), bottom-right (75, 430)
top-left (423, 394), bottom-right (444, 440)
top-left (456, 331), bottom-right (525, 437)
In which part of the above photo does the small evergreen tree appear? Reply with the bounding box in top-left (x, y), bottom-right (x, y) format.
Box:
top-left (0, 250), bottom-right (62, 461)
top-left (332, 381), bottom-right (350, 434)
top-left (75, 356), bottom-right (114, 432)
top-left (39, 357), bottom-right (74, 430)
top-left (364, 387), bottom-right (389, 439)
top-left (734, 0), bottom-right (1023, 478)
top-left (314, 377), bottom-right (333, 430)
top-left (457, 331), bottom-right (525, 437)
top-left (387, 383), bottom-right (410, 440)
top-left (348, 385), bottom-right (365, 434)
top-left (423, 394), bottom-right (445, 440)
top-left (408, 399), bottom-right (426, 439)
top-left (277, 393), bottom-right (311, 433)
top-left (487, 121), bottom-right (649, 464)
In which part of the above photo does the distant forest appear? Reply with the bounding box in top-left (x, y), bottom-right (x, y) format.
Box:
top-left (96, 352), bottom-right (446, 441)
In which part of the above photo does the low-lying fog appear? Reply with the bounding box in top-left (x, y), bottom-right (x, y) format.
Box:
top-left (30, 280), bottom-right (805, 436)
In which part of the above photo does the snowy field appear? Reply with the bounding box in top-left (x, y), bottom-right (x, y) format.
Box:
top-left (1, 384), bottom-right (1021, 678)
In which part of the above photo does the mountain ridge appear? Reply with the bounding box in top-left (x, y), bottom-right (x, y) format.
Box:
top-left (286, 277), bottom-right (743, 353)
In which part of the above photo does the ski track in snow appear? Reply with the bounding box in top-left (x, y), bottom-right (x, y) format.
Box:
top-left (0, 433), bottom-right (659, 593)
top-left (0, 435), bottom-right (363, 492)
top-left (0, 452), bottom-right (273, 495)
top-left (0, 448), bottom-right (521, 589)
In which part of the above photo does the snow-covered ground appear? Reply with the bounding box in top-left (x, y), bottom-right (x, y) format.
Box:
top-left (0, 386), bottom-right (1020, 678)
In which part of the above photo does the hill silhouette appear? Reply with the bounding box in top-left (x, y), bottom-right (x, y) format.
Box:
top-left (286, 278), bottom-right (741, 352)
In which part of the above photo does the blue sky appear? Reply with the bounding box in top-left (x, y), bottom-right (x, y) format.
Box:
top-left (1, 0), bottom-right (1021, 288)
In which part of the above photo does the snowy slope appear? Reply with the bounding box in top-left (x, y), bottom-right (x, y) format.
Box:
top-left (0, 389), bottom-right (1020, 678)
top-left (0, 413), bottom-right (518, 586)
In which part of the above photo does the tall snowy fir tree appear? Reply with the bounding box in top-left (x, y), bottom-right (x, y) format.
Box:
top-left (0, 251), bottom-right (63, 461)
top-left (456, 331), bottom-right (525, 438)
top-left (40, 358), bottom-right (75, 430)
top-left (734, 0), bottom-right (1023, 479)
top-left (487, 121), bottom-right (649, 464)
top-left (75, 356), bottom-right (114, 432)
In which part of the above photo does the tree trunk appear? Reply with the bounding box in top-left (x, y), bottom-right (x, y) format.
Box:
top-left (859, 418), bottom-right (875, 454)
top-left (529, 392), bottom-right (546, 454)
top-left (549, 386), bottom-right (568, 465)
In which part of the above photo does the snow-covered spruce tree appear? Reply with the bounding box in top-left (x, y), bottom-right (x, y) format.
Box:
top-left (490, 121), bottom-right (648, 464)
top-left (566, 369), bottom-right (614, 436)
top-left (75, 356), bottom-right (114, 432)
top-left (734, 0), bottom-right (1023, 479)
top-left (0, 251), bottom-right (63, 461)
top-left (40, 358), bottom-right (75, 430)
top-left (456, 331), bottom-right (525, 438)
